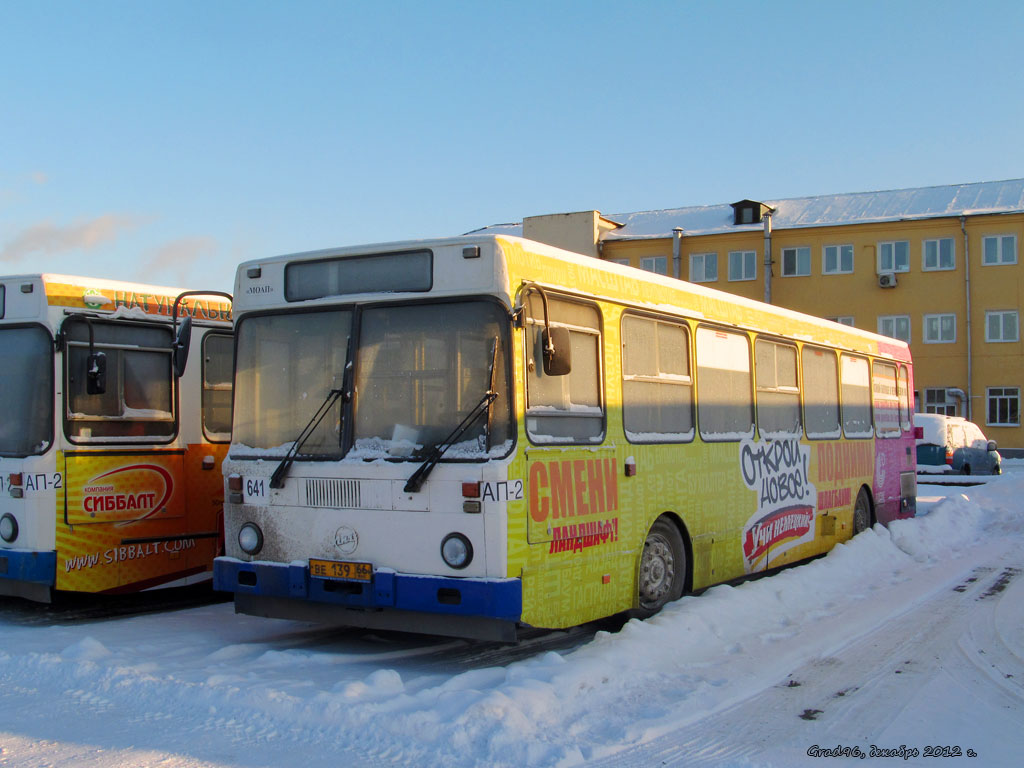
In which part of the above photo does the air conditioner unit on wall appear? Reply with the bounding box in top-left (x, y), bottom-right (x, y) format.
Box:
top-left (878, 272), bottom-right (897, 288)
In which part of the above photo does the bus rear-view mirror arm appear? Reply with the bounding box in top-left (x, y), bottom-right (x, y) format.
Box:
top-left (171, 290), bottom-right (233, 377)
top-left (513, 282), bottom-right (572, 376)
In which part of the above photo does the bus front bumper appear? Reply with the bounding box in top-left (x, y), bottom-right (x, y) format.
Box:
top-left (0, 549), bottom-right (56, 601)
top-left (213, 556), bottom-right (523, 640)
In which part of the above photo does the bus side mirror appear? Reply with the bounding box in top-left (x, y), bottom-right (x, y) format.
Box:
top-left (173, 316), bottom-right (193, 377)
top-left (86, 352), bottom-right (107, 395)
top-left (542, 326), bottom-right (572, 376)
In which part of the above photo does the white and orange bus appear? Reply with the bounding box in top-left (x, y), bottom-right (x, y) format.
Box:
top-left (215, 236), bottom-right (916, 640)
top-left (0, 275), bottom-right (232, 602)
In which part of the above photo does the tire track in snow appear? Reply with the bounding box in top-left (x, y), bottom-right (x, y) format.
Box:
top-left (588, 545), bottom-right (1024, 767)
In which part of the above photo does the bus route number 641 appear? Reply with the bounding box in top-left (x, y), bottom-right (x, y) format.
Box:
top-left (245, 477), bottom-right (267, 502)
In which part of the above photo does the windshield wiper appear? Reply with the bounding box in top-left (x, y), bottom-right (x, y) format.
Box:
top-left (270, 387), bottom-right (345, 489)
top-left (403, 390), bottom-right (498, 493)
top-left (404, 338), bottom-right (498, 494)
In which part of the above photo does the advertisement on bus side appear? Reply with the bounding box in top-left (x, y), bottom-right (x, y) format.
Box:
top-left (56, 451), bottom-right (216, 592)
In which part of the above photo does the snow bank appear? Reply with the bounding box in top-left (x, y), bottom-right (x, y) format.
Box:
top-left (1, 477), bottom-right (1022, 767)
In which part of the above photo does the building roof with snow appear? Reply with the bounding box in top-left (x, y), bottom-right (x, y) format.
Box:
top-left (470, 178), bottom-right (1024, 241)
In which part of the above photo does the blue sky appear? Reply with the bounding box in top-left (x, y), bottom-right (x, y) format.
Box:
top-left (2, 0), bottom-right (1023, 291)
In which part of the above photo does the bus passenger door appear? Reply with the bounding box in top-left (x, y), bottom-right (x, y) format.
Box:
top-left (183, 442), bottom-right (228, 558)
top-left (184, 330), bottom-right (234, 558)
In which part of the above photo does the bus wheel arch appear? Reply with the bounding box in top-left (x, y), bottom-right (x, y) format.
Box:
top-left (853, 485), bottom-right (874, 535)
top-left (635, 514), bottom-right (689, 616)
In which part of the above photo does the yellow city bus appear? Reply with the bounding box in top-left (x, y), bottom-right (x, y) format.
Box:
top-left (215, 236), bottom-right (916, 640)
top-left (0, 275), bottom-right (232, 602)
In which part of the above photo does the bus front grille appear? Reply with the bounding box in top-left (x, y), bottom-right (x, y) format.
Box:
top-left (302, 478), bottom-right (360, 509)
top-left (299, 479), bottom-right (391, 510)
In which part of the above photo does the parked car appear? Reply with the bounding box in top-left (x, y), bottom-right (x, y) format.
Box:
top-left (914, 413), bottom-right (1001, 475)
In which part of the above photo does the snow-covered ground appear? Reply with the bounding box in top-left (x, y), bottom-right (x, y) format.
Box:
top-left (2, 473), bottom-right (1023, 767)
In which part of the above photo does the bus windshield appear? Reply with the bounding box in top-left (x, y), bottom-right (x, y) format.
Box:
top-left (232, 300), bottom-right (512, 460)
top-left (0, 326), bottom-right (53, 456)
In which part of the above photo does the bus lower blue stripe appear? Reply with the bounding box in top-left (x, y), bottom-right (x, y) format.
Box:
top-left (214, 557), bottom-right (521, 622)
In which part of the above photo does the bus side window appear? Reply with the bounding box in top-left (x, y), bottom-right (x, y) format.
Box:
top-left (202, 332), bottom-right (233, 441)
top-left (802, 346), bottom-right (840, 439)
top-left (840, 354), bottom-right (872, 438)
top-left (695, 327), bottom-right (753, 441)
top-left (621, 314), bottom-right (694, 442)
top-left (754, 339), bottom-right (801, 438)
top-left (898, 365), bottom-right (912, 431)
top-left (66, 321), bottom-right (175, 442)
top-left (872, 361), bottom-right (901, 438)
top-left (525, 296), bottom-right (603, 443)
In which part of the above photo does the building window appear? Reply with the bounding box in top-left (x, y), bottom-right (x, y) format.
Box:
top-left (878, 315), bottom-right (911, 343)
top-left (924, 387), bottom-right (957, 416)
top-left (922, 313), bottom-right (956, 343)
top-left (828, 316), bottom-right (855, 326)
top-left (608, 258), bottom-right (631, 267)
top-left (986, 310), bottom-right (1019, 343)
top-left (640, 256), bottom-right (668, 276)
top-left (922, 238), bottom-right (955, 271)
top-left (823, 244), bottom-right (854, 274)
top-left (987, 387), bottom-right (1020, 426)
top-left (982, 235), bottom-right (1017, 265)
top-left (878, 241), bottom-right (910, 273)
top-left (728, 250), bottom-right (756, 281)
top-left (781, 246), bottom-right (811, 277)
top-left (732, 200), bottom-right (768, 226)
top-left (689, 252), bottom-right (718, 283)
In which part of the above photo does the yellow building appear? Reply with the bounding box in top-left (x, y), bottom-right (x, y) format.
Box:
top-left (472, 180), bottom-right (1024, 450)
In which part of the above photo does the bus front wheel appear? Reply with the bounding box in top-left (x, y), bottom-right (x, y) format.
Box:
top-left (637, 518), bottom-right (686, 614)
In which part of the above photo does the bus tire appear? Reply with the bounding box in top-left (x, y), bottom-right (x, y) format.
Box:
top-left (637, 517), bottom-right (686, 615)
top-left (853, 488), bottom-right (872, 535)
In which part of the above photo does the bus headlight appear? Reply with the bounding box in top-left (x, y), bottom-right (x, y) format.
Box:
top-left (238, 523), bottom-right (264, 555)
top-left (440, 533), bottom-right (472, 569)
top-left (0, 513), bottom-right (18, 543)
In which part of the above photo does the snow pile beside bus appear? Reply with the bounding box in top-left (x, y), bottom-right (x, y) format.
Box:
top-left (5, 476), bottom-right (1021, 767)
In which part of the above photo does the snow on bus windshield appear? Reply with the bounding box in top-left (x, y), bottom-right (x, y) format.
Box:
top-left (231, 301), bottom-right (512, 460)
top-left (352, 301), bottom-right (511, 459)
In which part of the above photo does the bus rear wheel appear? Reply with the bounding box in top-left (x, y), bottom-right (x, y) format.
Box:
top-left (853, 488), bottom-right (872, 535)
top-left (637, 518), bottom-right (685, 614)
